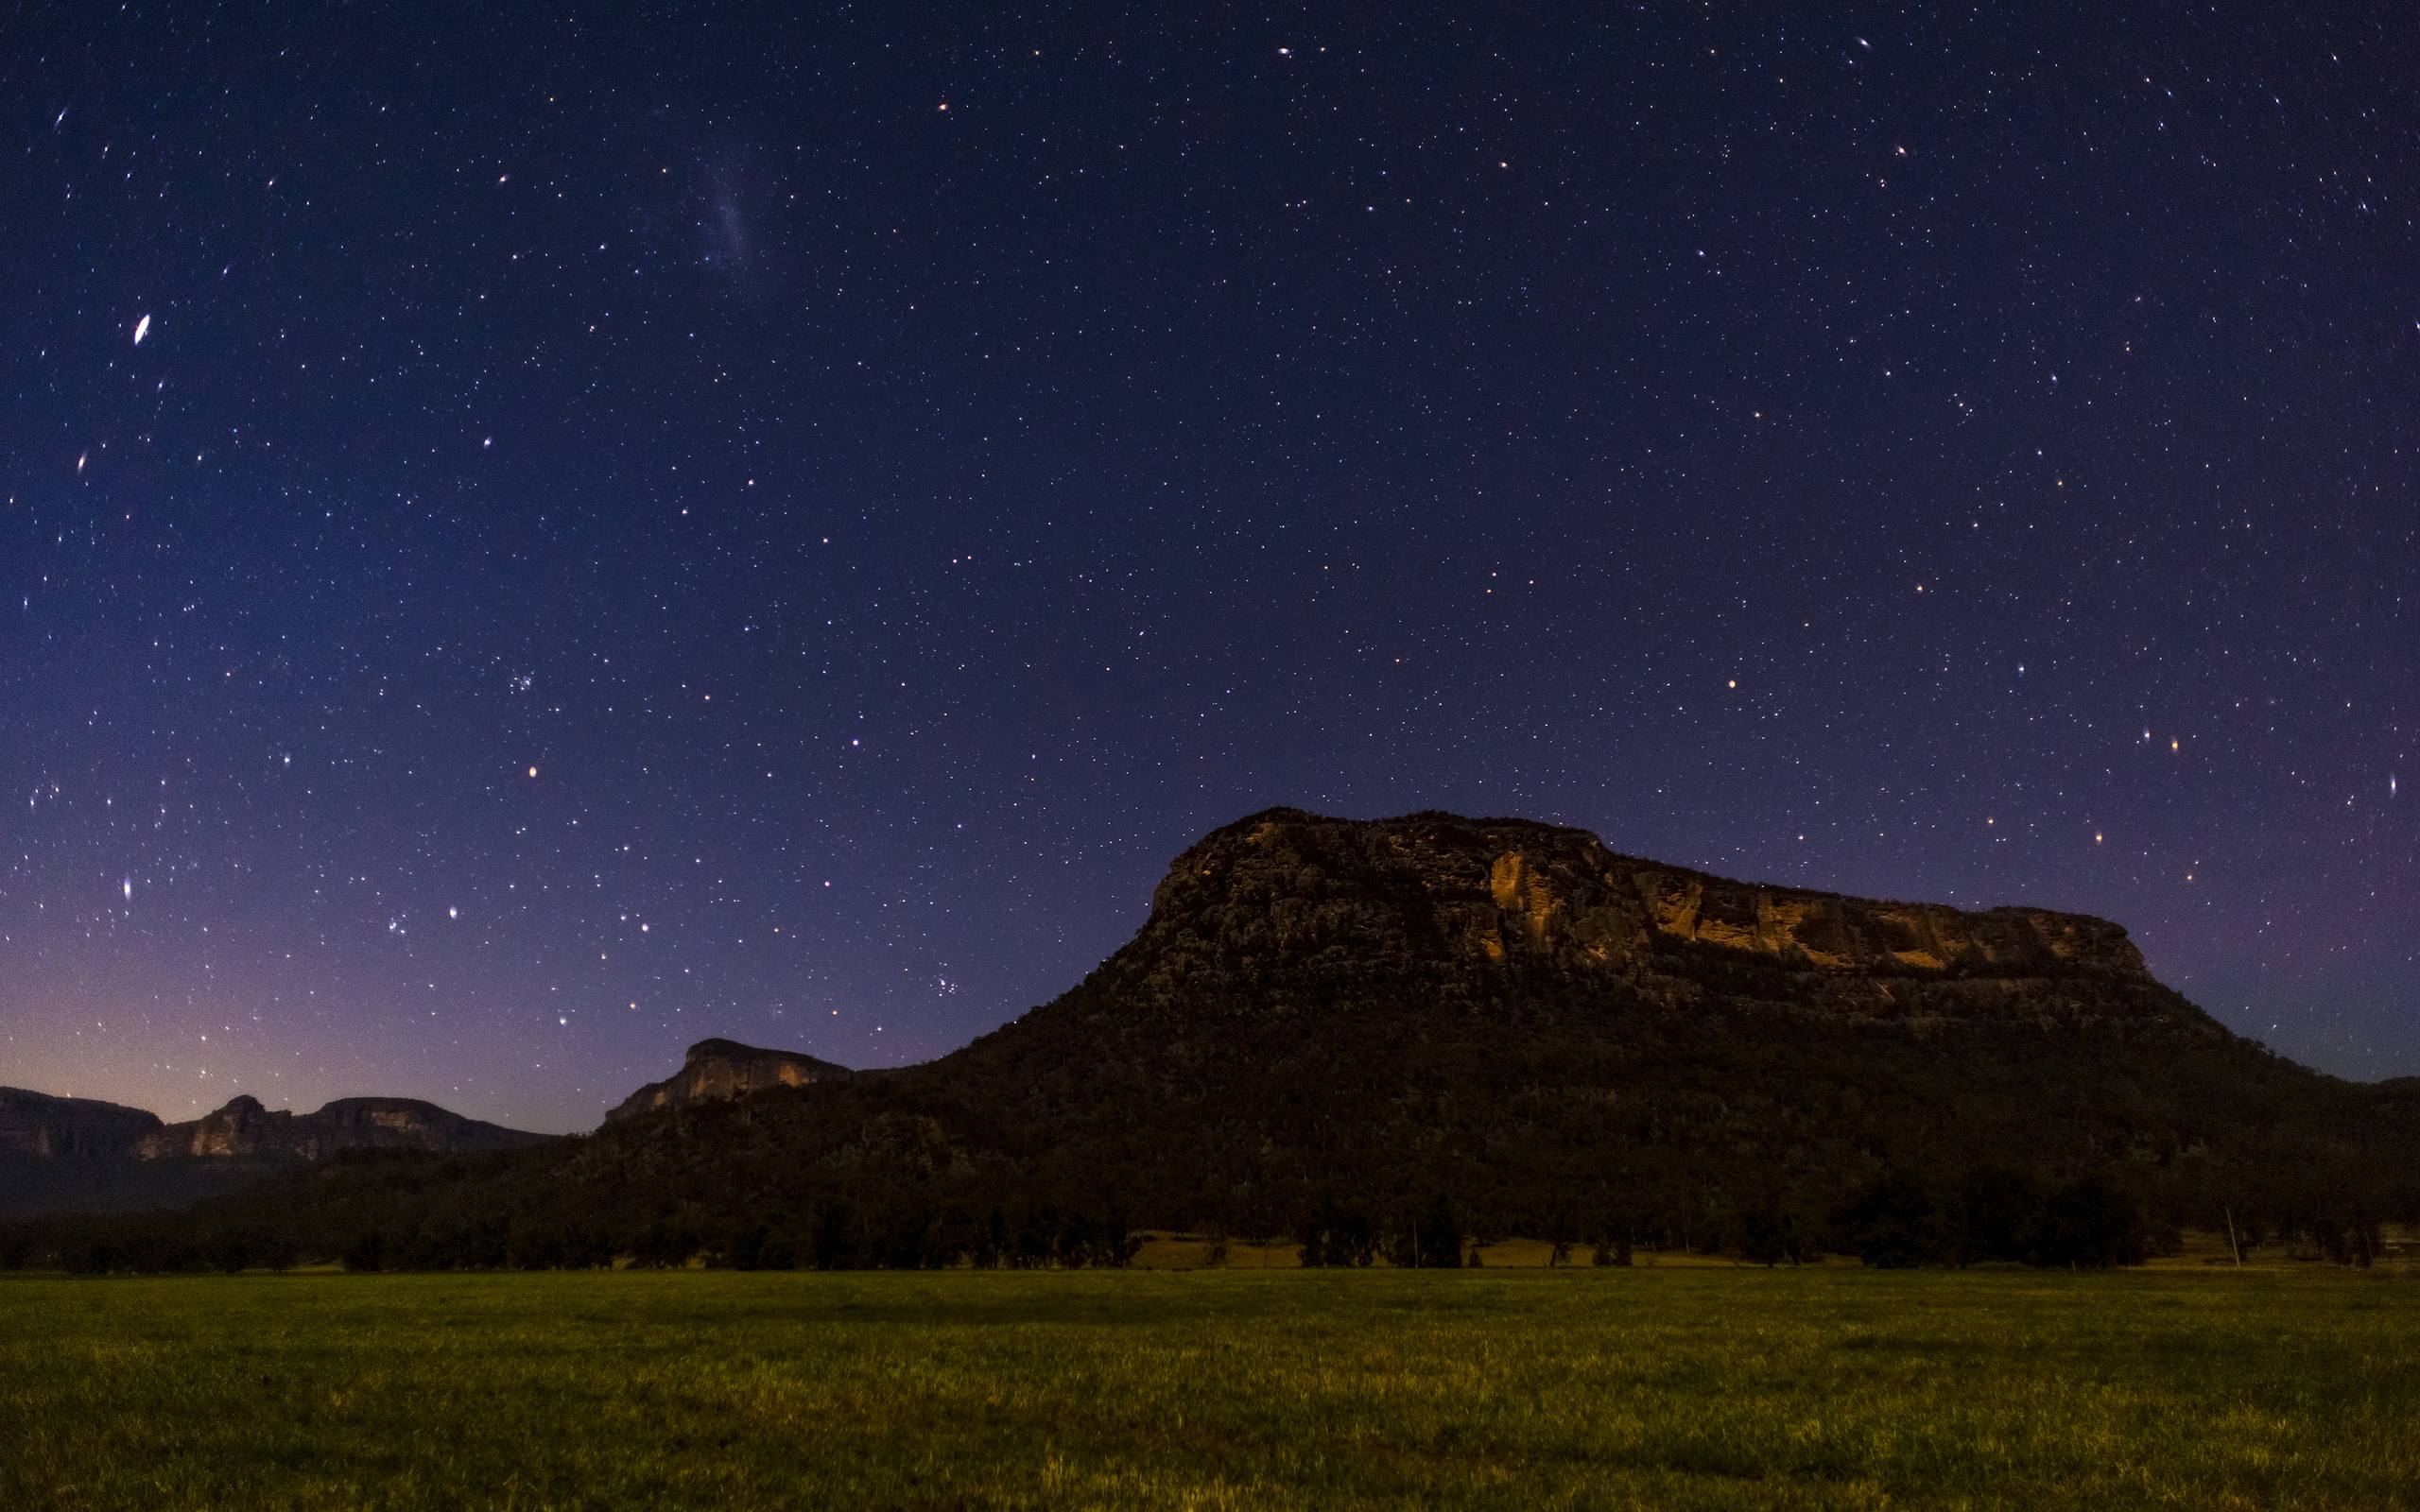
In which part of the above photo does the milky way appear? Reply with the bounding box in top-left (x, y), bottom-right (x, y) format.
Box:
top-left (3, 6), bottom-right (2413, 1130)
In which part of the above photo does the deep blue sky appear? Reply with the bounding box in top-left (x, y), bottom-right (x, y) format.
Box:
top-left (5, 3), bottom-right (2413, 1132)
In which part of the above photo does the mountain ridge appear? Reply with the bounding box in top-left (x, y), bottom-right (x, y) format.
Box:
top-left (131, 1093), bottom-right (550, 1161)
top-left (0, 1087), bottom-right (553, 1218)
top-left (8, 808), bottom-right (2412, 1263)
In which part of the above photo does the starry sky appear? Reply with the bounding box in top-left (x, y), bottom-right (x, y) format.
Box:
top-left (5, 4), bottom-right (2414, 1133)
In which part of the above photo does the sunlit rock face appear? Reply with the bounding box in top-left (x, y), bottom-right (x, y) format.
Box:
top-left (1132, 808), bottom-right (2163, 1024)
top-left (607, 1039), bottom-right (856, 1122)
top-left (0, 1089), bottom-right (163, 1159)
top-left (131, 1095), bottom-right (549, 1160)
top-left (139, 1094), bottom-right (277, 1158)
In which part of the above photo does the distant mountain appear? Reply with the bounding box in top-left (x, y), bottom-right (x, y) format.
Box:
top-left (132, 1094), bottom-right (548, 1161)
top-left (0, 1088), bottom-right (161, 1160)
top-left (609, 1039), bottom-right (855, 1123)
top-left (0, 1088), bottom-right (551, 1218)
top-left (12, 809), bottom-right (2415, 1264)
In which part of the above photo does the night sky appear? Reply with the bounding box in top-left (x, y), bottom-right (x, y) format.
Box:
top-left (6, 5), bottom-right (2414, 1134)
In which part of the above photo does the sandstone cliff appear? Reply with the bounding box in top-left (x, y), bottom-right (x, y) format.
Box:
top-left (0, 1089), bottom-right (163, 1159)
top-left (607, 1039), bottom-right (855, 1122)
top-left (1117, 808), bottom-right (2173, 1029)
top-left (132, 1094), bottom-right (550, 1160)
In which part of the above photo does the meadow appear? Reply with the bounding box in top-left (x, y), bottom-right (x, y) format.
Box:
top-left (4, 1265), bottom-right (2416, 1510)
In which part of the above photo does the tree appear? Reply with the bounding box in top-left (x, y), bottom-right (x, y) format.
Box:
top-left (1404, 1194), bottom-right (1462, 1269)
top-left (2032, 1177), bottom-right (2146, 1269)
top-left (1955, 1166), bottom-right (2043, 1265)
top-left (1737, 1203), bottom-right (1790, 1267)
top-left (726, 1223), bottom-right (771, 1271)
top-left (1837, 1169), bottom-right (1946, 1268)
top-left (1547, 1209), bottom-right (1575, 1267)
top-left (1099, 1207), bottom-right (1144, 1268)
top-left (341, 1229), bottom-right (386, 1273)
top-left (1299, 1197), bottom-right (1375, 1267)
top-left (209, 1230), bottom-right (255, 1274)
top-left (631, 1218), bottom-right (696, 1269)
top-left (809, 1203), bottom-right (858, 1270)
top-left (974, 1207), bottom-right (1008, 1270)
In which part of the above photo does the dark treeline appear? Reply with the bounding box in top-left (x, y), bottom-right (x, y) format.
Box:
top-left (4, 1182), bottom-right (1145, 1276)
top-left (0, 1139), bottom-right (2400, 1275)
top-left (1289, 1171), bottom-right (2397, 1273)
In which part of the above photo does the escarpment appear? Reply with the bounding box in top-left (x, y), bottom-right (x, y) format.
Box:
top-left (608, 1039), bottom-right (856, 1122)
top-left (1, 1088), bottom-right (551, 1218)
top-left (132, 1095), bottom-right (550, 1160)
top-left (0, 1089), bottom-right (163, 1160)
top-left (1114, 808), bottom-right (2168, 1028)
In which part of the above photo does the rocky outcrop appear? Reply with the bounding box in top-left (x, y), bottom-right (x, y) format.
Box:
top-left (1127, 808), bottom-right (2163, 1023)
top-left (607, 1039), bottom-right (855, 1122)
top-left (0, 1088), bottom-right (163, 1159)
top-left (132, 1095), bottom-right (550, 1160)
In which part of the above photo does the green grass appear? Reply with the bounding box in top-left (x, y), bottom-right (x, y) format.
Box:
top-left (4, 1268), bottom-right (2415, 1510)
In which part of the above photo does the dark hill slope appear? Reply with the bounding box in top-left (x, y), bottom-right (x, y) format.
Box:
top-left (23, 810), bottom-right (2415, 1260)
top-left (841, 809), bottom-right (2402, 1229)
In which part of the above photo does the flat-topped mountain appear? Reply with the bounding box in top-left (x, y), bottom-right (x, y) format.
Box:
top-left (0, 1089), bottom-right (163, 1160)
top-left (870, 809), bottom-right (2283, 1207)
top-left (608, 1039), bottom-right (855, 1123)
top-left (1123, 807), bottom-right (2158, 999)
top-left (12, 809), bottom-right (2414, 1264)
top-left (656, 809), bottom-right (2397, 1235)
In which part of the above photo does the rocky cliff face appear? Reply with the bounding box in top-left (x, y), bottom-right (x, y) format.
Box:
top-left (131, 1095), bottom-right (550, 1160)
top-left (0, 1089), bottom-right (163, 1159)
top-left (1123, 808), bottom-right (2167, 1023)
top-left (608, 1039), bottom-right (855, 1122)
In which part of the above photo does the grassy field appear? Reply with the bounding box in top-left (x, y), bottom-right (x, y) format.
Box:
top-left (5, 1268), bottom-right (2416, 1510)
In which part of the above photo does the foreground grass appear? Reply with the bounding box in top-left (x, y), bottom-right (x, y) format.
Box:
top-left (3, 1269), bottom-right (2415, 1510)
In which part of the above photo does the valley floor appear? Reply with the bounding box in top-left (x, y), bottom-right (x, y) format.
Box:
top-left (4, 1267), bottom-right (2415, 1510)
